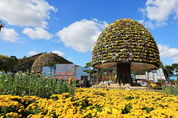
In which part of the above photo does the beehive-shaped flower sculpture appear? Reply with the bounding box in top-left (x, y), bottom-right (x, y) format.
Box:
top-left (92, 18), bottom-right (161, 85)
top-left (31, 52), bottom-right (59, 73)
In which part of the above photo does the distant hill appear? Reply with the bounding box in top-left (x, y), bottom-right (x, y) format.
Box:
top-left (16, 52), bottom-right (74, 72)
top-left (1, 52), bottom-right (79, 73)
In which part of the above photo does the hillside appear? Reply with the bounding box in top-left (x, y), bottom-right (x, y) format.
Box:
top-left (17, 52), bottom-right (74, 72)
top-left (0, 52), bottom-right (75, 73)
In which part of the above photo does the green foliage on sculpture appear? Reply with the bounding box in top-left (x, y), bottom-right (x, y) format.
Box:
top-left (31, 52), bottom-right (73, 73)
top-left (31, 52), bottom-right (57, 73)
top-left (92, 18), bottom-right (160, 67)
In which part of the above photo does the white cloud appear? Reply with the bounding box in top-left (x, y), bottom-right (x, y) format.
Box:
top-left (137, 19), bottom-right (167, 29)
top-left (55, 17), bottom-right (59, 21)
top-left (142, 0), bottom-right (178, 21)
top-left (52, 50), bottom-right (65, 57)
top-left (158, 44), bottom-right (178, 63)
top-left (137, 19), bottom-right (155, 29)
top-left (22, 27), bottom-right (53, 40)
top-left (56, 19), bottom-right (108, 53)
top-left (0, 0), bottom-right (57, 28)
top-left (51, 39), bottom-right (61, 43)
top-left (29, 51), bottom-right (38, 56)
top-left (145, 21), bottom-right (155, 29)
top-left (0, 28), bottom-right (19, 42)
top-left (140, 0), bottom-right (178, 27)
top-left (138, 20), bottom-right (144, 24)
top-left (155, 21), bottom-right (167, 27)
top-left (173, 57), bottom-right (178, 63)
top-left (66, 57), bottom-right (73, 61)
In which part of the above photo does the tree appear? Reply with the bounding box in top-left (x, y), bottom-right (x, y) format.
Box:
top-left (172, 63), bottom-right (178, 72)
top-left (6, 56), bottom-right (18, 71)
top-left (171, 63), bottom-right (178, 81)
top-left (83, 62), bottom-right (110, 83)
top-left (0, 55), bottom-right (9, 72)
top-left (91, 18), bottom-right (161, 86)
top-left (83, 62), bottom-right (93, 73)
top-left (17, 52), bottom-right (45, 72)
top-left (17, 58), bottom-right (34, 72)
top-left (164, 65), bottom-right (173, 84)
top-left (0, 55), bottom-right (18, 73)
top-left (83, 62), bottom-right (99, 78)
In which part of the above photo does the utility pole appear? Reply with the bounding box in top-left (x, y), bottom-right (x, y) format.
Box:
top-left (0, 21), bottom-right (4, 32)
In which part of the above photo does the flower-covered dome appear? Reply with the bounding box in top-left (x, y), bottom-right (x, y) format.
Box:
top-left (92, 18), bottom-right (160, 70)
top-left (31, 52), bottom-right (59, 73)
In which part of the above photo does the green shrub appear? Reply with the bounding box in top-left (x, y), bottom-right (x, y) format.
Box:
top-left (162, 84), bottom-right (178, 96)
top-left (0, 71), bottom-right (76, 99)
top-left (152, 87), bottom-right (162, 90)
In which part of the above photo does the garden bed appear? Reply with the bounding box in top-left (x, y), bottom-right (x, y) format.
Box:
top-left (0, 88), bottom-right (178, 117)
top-left (1, 72), bottom-right (178, 117)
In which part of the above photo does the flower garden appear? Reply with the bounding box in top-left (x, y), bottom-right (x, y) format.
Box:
top-left (1, 87), bottom-right (178, 118)
top-left (0, 18), bottom-right (177, 117)
top-left (0, 72), bottom-right (178, 118)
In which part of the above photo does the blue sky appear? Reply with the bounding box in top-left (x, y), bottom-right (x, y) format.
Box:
top-left (0, 0), bottom-right (178, 67)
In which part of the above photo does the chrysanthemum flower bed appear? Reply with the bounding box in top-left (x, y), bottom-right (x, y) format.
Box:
top-left (0, 88), bottom-right (178, 118)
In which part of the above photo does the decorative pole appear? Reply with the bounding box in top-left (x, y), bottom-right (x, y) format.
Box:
top-left (0, 21), bottom-right (4, 32)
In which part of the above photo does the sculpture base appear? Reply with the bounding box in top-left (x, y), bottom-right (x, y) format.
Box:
top-left (92, 84), bottom-right (153, 90)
